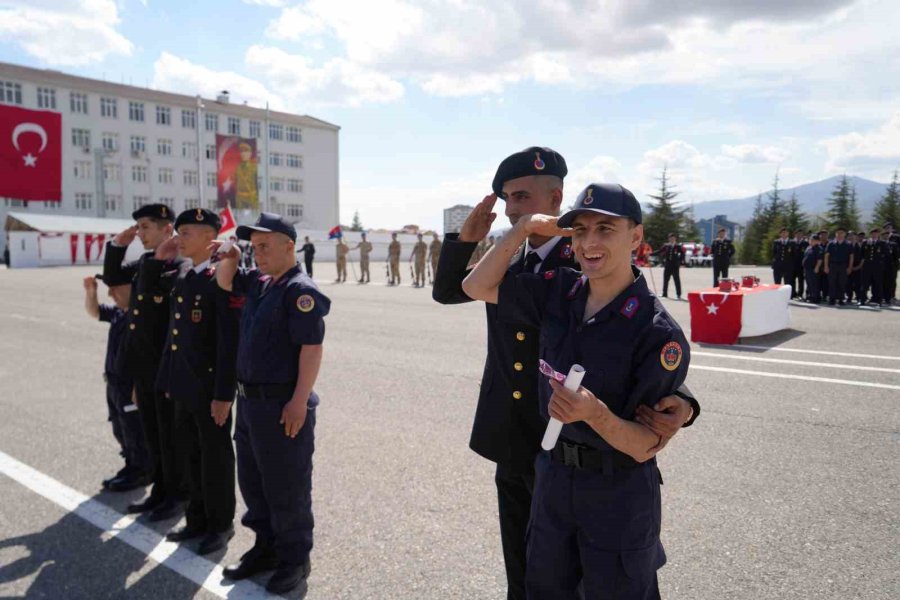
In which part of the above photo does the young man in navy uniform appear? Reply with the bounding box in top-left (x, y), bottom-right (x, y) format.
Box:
top-left (655, 233), bottom-right (684, 298)
top-left (772, 228), bottom-right (793, 286)
top-left (858, 227), bottom-right (890, 306)
top-left (790, 230), bottom-right (808, 299)
top-left (710, 227), bottom-right (734, 287)
top-left (825, 227), bottom-right (854, 306)
top-left (215, 212), bottom-right (330, 594)
top-left (141, 209), bottom-right (241, 554)
top-left (434, 148), bottom-right (698, 600)
top-left (463, 183), bottom-right (691, 600)
top-left (104, 204), bottom-right (187, 520)
top-left (882, 222), bottom-right (899, 303)
top-left (801, 235), bottom-right (824, 304)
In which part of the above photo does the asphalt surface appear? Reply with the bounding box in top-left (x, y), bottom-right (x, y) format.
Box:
top-left (0, 262), bottom-right (897, 599)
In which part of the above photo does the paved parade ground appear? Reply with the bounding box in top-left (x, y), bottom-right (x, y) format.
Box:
top-left (0, 263), bottom-right (897, 599)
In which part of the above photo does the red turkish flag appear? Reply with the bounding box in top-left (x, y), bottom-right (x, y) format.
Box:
top-left (0, 105), bottom-right (62, 201)
top-left (219, 204), bottom-right (237, 234)
top-left (688, 289), bottom-right (744, 344)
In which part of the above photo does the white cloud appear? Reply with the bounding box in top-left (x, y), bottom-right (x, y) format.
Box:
top-left (567, 156), bottom-right (625, 199)
top-left (820, 112), bottom-right (900, 175)
top-left (721, 144), bottom-right (790, 164)
top-left (0, 0), bottom-right (132, 66)
top-left (243, 0), bottom-right (288, 6)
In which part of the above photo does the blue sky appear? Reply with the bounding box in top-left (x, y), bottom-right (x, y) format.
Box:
top-left (2, 0), bottom-right (899, 230)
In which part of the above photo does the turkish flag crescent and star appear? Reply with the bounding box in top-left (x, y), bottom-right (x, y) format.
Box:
top-left (218, 204), bottom-right (237, 234)
top-left (688, 290), bottom-right (743, 344)
top-left (0, 105), bottom-right (62, 201)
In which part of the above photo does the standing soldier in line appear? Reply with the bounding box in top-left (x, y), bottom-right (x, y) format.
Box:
top-left (216, 213), bottom-right (330, 595)
top-left (144, 209), bottom-right (241, 555)
top-left (817, 229), bottom-right (830, 302)
top-left (790, 230), bottom-right (807, 299)
top-left (882, 222), bottom-right (899, 303)
top-left (299, 236), bottom-right (316, 277)
top-left (858, 227), bottom-right (889, 306)
top-left (387, 233), bottom-right (402, 286)
top-left (655, 233), bottom-right (684, 299)
top-left (772, 228), bottom-right (793, 286)
top-left (825, 226), bottom-right (854, 306)
top-left (104, 204), bottom-right (186, 521)
top-left (410, 233), bottom-right (428, 287)
top-left (353, 232), bottom-right (373, 284)
top-left (334, 238), bottom-right (349, 283)
top-left (433, 147), bottom-right (699, 600)
top-left (428, 233), bottom-right (442, 285)
top-left (847, 231), bottom-right (864, 303)
top-left (802, 234), bottom-right (823, 303)
top-left (710, 227), bottom-right (735, 287)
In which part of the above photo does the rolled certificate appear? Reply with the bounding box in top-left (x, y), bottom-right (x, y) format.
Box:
top-left (217, 240), bottom-right (234, 254)
top-left (541, 364), bottom-right (586, 451)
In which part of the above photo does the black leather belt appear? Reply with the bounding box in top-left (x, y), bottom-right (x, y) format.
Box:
top-left (550, 439), bottom-right (638, 471)
top-left (237, 381), bottom-right (295, 400)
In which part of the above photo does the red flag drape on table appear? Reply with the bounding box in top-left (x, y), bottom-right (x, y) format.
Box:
top-left (688, 290), bottom-right (743, 344)
top-left (0, 105), bottom-right (62, 201)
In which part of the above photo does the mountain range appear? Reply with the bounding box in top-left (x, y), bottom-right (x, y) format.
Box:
top-left (684, 175), bottom-right (890, 224)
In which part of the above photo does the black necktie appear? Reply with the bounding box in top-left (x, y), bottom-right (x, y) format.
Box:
top-left (522, 251), bottom-right (541, 274)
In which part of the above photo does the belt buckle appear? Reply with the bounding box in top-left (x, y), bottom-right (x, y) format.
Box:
top-left (561, 442), bottom-right (582, 469)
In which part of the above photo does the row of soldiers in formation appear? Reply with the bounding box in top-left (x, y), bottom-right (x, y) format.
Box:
top-left (331, 232), bottom-right (449, 287)
top-left (772, 224), bottom-right (900, 306)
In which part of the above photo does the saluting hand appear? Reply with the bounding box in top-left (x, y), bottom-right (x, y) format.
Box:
top-left (114, 225), bottom-right (138, 247)
top-left (207, 240), bottom-right (241, 263)
top-left (280, 398), bottom-right (308, 438)
top-left (459, 194), bottom-right (498, 243)
top-left (155, 236), bottom-right (179, 261)
top-left (523, 214), bottom-right (571, 239)
top-left (211, 400), bottom-right (232, 427)
top-left (548, 379), bottom-right (607, 424)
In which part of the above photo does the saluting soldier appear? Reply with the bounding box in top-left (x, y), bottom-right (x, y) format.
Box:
top-left (216, 213), bottom-right (330, 595)
top-left (428, 233), bottom-right (442, 284)
top-left (143, 209), bottom-right (241, 555)
top-left (433, 148), bottom-right (699, 600)
top-left (711, 227), bottom-right (735, 287)
top-left (825, 227), bottom-right (854, 306)
top-left (335, 238), bottom-right (349, 283)
top-left (411, 233), bottom-right (428, 287)
top-left (388, 233), bottom-right (402, 285)
top-left (353, 232), bottom-right (373, 284)
top-left (772, 228), bottom-right (793, 286)
top-left (104, 204), bottom-right (186, 521)
top-left (655, 233), bottom-right (684, 299)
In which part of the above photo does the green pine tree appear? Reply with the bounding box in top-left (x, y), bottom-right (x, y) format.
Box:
top-left (642, 167), bottom-right (691, 249)
top-left (848, 184), bottom-right (862, 232)
top-left (871, 169), bottom-right (900, 228)
top-left (350, 210), bottom-right (363, 232)
top-left (826, 175), bottom-right (854, 231)
top-left (783, 192), bottom-right (810, 235)
top-left (739, 194), bottom-right (768, 265)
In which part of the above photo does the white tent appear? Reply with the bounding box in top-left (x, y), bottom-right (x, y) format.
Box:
top-left (4, 212), bottom-right (144, 268)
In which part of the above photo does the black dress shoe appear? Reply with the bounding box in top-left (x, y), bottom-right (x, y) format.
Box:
top-left (127, 495), bottom-right (165, 514)
top-left (197, 526), bottom-right (235, 555)
top-left (106, 471), bottom-right (152, 492)
top-left (166, 524), bottom-right (207, 542)
top-left (147, 499), bottom-right (183, 522)
top-left (223, 545), bottom-right (279, 580)
top-left (266, 560), bottom-right (311, 594)
top-left (102, 465), bottom-right (131, 489)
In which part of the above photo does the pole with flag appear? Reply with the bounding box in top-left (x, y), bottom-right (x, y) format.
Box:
top-left (218, 203), bottom-right (237, 237)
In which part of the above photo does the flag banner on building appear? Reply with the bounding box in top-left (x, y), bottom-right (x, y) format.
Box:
top-left (328, 225), bottom-right (342, 239)
top-left (218, 204), bottom-right (237, 234)
top-left (0, 105), bottom-right (62, 202)
top-left (216, 134), bottom-right (258, 211)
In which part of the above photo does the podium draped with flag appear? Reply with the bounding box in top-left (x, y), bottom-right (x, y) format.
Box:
top-left (689, 284), bottom-right (792, 344)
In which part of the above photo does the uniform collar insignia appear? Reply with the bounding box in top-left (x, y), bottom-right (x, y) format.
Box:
top-left (566, 274), bottom-right (587, 299)
top-left (620, 296), bottom-right (640, 319)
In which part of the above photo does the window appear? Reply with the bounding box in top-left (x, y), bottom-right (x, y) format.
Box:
top-left (249, 120), bottom-right (261, 138)
top-left (205, 144), bottom-right (216, 160)
top-left (269, 152), bottom-right (282, 166)
top-left (129, 101), bottom-right (144, 122)
top-left (184, 170), bottom-right (198, 186)
top-left (156, 105), bottom-right (171, 125)
top-left (130, 135), bottom-right (146, 155)
top-left (73, 161), bottom-right (93, 179)
top-left (287, 178), bottom-right (302, 193)
top-left (104, 164), bottom-right (121, 182)
top-left (4, 199), bottom-right (26, 208)
top-left (101, 97), bottom-right (117, 118)
top-left (70, 92), bottom-right (88, 114)
top-left (43, 201), bottom-right (61, 210)
top-left (75, 193), bottom-right (93, 210)
top-left (159, 196), bottom-right (175, 208)
top-left (205, 113), bottom-right (218, 132)
top-left (158, 168), bottom-right (174, 185)
top-left (268, 123), bottom-right (283, 140)
top-left (286, 126), bottom-right (302, 143)
top-left (37, 87), bottom-right (56, 109)
top-left (286, 204), bottom-right (303, 218)
top-left (72, 128), bottom-right (91, 148)
top-left (157, 138), bottom-right (172, 156)
top-left (132, 166), bottom-right (148, 183)
top-left (286, 154), bottom-right (303, 168)
top-left (207, 198), bottom-right (218, 210)
top-left (184, 198), bottom-right (201, 209)
top-left (182, 109), bottom-right (196, 129)
top-left (105, 194), bottom-right (121, 212)
top-left (270, 177), bottom-right (284, 191)
top-left (133, 196), bottom-right (150, 210)
top-left (206, 172), bottom-right (217, 187)
top-left (228, 117), bottom-right (241, 135)
top-left (0, 81), bottom-right (22, 105)
top-left (182, 142), bottom-right (197, 158)
top-left (101, 132), bottom-right (118, 152)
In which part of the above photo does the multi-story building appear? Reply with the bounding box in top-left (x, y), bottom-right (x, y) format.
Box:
top-left (443, 204), bottom-right (474, 234)
top-left (697, 214), bottom-right (744, 245)
top-left (0, 61), bottom-right (339, 253)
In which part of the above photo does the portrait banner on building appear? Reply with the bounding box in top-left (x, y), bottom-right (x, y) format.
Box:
top-left (216, 134), bottom-right (258, 210)
top-left (0, 105), bottom-right (62, 202)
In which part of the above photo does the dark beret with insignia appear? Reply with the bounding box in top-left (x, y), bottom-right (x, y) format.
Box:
top-left (95, 271), bottom-right (131, 287)
top-left (558, 183), bottom-right (642, 227)
top-left (236, 211), bottom-right (297, 242)
top-left (492, 146), bottom-right (567, 199)
top-left (175, 208), bottom-right (221, 232)
top-left (132, 203), bottom-right (174, 222)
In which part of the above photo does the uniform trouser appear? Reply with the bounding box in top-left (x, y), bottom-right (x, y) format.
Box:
top-left (885, 264), bottom-right (898, 300)
top-left (175, 397), bottom-right (236, 532)
top-left (135, 376), bottom-right (185, 502)
top-left (848, 269), bottom-right (862, 301)
top-left (773, 263), bottom-right (786, 285)
top-left (662, 265), bottom-right (681, 297)
top-left (235, 392), bottom-right (316, 566)
top-left (803, 268), bottom-right (820, 302)
top-left (304, 258), bottom-right (314, 277)
top-left (336, 258), bottom-right (347, 281)
top-left (414, 260), bottom-right (426, 285)
top-left (860, 266), bottom-right (884, 303)
top-left (389, 259), bottom-right (400, 283)
top-left (819, 272), bottom-right (829, 300)
top-left (107, 380), bottom-right (150, 473)
top-left (789, 267), bottom-right (804, 297)
top-left (431, 257), bottom-right (439, 282)
top-left (712, 259), bottom-right (729, 287)
top-left (495, 462), bottom-right (535, 600)
top-left (526, 453), bottom-right (664, 600)
top-left (359, 257), bottom-right (370, 282)
top-left (828, 266), bottom-right (849, 302)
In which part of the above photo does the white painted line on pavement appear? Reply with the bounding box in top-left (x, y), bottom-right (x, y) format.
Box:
top-left (698, 344), bottom-right (900, 361)
top-left (692, 352), bottom-right (900, 374)
top-left (0, 449), bottom-right (271, 600)
top-left (691, 365), bottom-right (900, 390)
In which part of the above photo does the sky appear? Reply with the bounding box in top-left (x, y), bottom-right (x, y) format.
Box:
top-left (1, 0), bottom-right (898, 230)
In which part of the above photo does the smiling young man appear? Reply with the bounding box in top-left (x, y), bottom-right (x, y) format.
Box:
top-left (462, 183), bottom-right (691, 600)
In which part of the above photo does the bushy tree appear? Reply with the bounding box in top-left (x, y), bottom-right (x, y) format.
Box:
top-left (826, 175), bottom-right (857, 231)
top-left (642, 167), bottom-right (693, 248)
top-left (871, 170), bottom-right (900, 228)
top-left (350, 210), bottom-right (364, 232)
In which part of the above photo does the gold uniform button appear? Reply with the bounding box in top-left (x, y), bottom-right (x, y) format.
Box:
top-left (175, 313), bottom-right (181, 319)
top-left (133, 309), bottom-right (139, 315)
top-left (172, 329), bottom-right (179, 336)
top-left (129, 324), bottom-right (135, 330)
top-left (514, 362), bottom-right (523, 371)
top-left (177, 296), bottom-right (183, 303)
top-left (512, 391), bottom-right (522, 400)
top-left (171, 344), bottom-right (178, 351)
top-left (516, 332), bottom-right (525, 341)
top-left (137, 294), bottom-right (144, 301)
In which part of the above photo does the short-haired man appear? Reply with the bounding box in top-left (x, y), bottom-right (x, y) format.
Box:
top-left (711, 227), bottom-right (735, 287)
